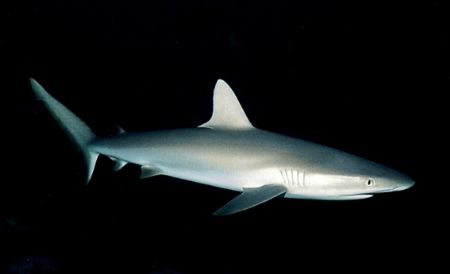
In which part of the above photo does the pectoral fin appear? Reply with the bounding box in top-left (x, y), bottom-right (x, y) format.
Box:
top-left (213, 184), bottom-right (287, 216)
top-left (113, 160), bottom-right (127, 171)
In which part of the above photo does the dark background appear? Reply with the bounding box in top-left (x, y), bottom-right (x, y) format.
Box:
top-left (1, 0), bottom-right (448, 273)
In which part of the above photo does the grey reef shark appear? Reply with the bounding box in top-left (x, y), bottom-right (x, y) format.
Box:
top-left (31, 78), bottom-right (414, 215)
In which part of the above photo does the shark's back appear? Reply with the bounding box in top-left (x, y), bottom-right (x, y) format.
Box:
top-left (90, 127), bottom-right (347, 172)
top-left (90, 128), bottom-right (296, 166)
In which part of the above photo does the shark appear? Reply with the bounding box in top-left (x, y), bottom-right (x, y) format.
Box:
top-left (31, 78), bottom-right (414, 215)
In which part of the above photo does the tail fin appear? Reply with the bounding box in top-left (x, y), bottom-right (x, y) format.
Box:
top-left (30, 78), bottom-right (98, 183)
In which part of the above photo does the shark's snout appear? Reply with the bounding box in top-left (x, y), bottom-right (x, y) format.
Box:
top-left (396, 176), bottom-right (415, 191)
top-left (393, 174), bottom-right (415, 191)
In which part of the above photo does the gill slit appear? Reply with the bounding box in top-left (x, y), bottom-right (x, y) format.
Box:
top-left (279, 169), bottom-right (286, 185)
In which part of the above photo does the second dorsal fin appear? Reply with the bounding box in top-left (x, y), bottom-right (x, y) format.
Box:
top-left (199, 79), bottom-right (254, 130)
top-left (117, 126), bottom-right (126, 134)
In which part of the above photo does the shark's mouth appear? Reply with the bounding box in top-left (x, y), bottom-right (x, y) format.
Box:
top-left (366, 187), bottom-right (399, 195)
top-left (336, 187), bottom-right (400, 199)
top-left (340, 194), bottom-right (374, 200)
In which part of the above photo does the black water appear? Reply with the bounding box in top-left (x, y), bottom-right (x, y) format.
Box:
top-left (1, 1), bottom-right (448, 273)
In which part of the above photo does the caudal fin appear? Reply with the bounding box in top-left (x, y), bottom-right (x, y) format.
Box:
top-left (30, 78), bottom-right (98, 183)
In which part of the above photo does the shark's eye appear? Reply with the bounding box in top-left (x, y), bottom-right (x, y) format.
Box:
top-left (366, 179), bottom-right (374, 186)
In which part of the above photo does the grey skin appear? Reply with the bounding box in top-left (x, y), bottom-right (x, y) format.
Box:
top-left (31, 78), bottom-right (414, 215)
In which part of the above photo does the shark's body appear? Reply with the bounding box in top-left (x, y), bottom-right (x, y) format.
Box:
top-left (31, 79), bottom-right (414, 215)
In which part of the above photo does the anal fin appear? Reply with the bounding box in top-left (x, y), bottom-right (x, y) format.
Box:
top-left (140, 166), bottom-right (163, 179)
top-left (213, 184), bottom-right (287, 216)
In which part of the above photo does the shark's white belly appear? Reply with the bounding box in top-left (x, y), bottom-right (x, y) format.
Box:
top-left (94, 140), bottom-right (374, 199)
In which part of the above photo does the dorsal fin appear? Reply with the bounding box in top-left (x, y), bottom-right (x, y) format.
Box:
top-left (116, 126), bottom-right (126, 135)
top-left (199, 79), bottom-right (254, 130)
